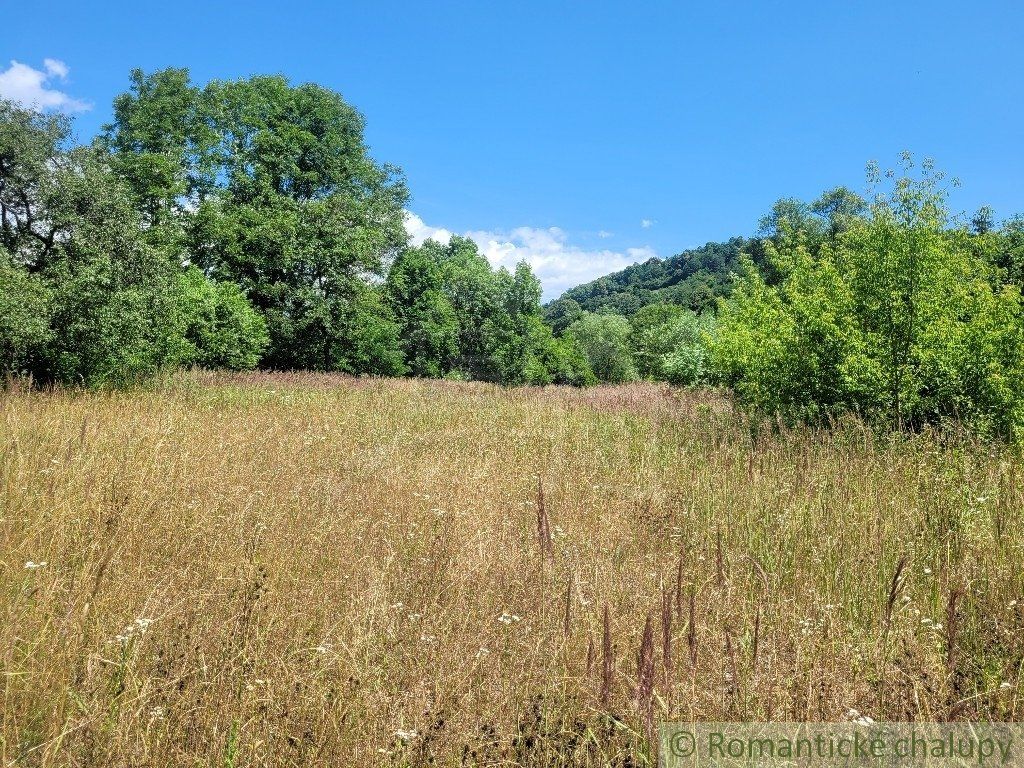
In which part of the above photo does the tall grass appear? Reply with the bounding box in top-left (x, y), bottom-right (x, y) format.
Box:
top-left (2, 372), bottom-right (1023, 766)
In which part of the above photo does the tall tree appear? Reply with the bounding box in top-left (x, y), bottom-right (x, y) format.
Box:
top-left (385, 246), bottom-right (459, 378)
top-left (104, 70), bottom-right (409, 373)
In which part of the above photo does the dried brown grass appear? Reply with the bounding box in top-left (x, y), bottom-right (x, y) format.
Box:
top-left (2, 372), bottom-right (1024, 766)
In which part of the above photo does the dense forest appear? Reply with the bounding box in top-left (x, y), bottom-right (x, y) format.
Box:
top-left (3, 68), bottom-right (1024, 438)
top-left (546, 237), bottom-right (753, 319)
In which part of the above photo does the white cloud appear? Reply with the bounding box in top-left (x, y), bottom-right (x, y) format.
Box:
top-left (43, 58), bottom-right (69, 79)
top-left (0, 59), bottom-right (90, 112)
top-left (640, 218), bottom-right (656, 229)
top-left (597, 230), bottom-right (613, 239)
top-left (404, 211), bottom-right (658, 300)
top-left (404, 211), bottom-right (453, 247)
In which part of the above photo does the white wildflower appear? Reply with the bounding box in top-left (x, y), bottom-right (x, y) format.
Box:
top-left (112, 616), bottom-right (154, 644)
top-left (395, 729), bottom-right (418, 742)
top-left (24, 561), bottom-right (47, 569)
top-left (475, 647), bottom-right (490, 659)
top-left (847, 708), bottom-right (875, 725)
top-left (498, 613), bottom-right (521, 625)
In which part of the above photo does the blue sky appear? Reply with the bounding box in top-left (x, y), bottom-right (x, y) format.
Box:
top-left (4, 1), bottom-right (1023, 298)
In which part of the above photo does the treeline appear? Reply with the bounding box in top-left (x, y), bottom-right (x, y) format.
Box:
top-left (4, 69), bottom-right (1024, 439)
top-left (1, 69), bottom-right (587, 387)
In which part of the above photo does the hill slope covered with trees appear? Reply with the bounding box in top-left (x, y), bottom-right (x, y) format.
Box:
top-left (546, 237), bottom-right (752, 322)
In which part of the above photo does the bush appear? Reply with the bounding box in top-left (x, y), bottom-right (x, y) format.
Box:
top-left (0, 252), bottom-right (52, 377)
top-left (177, 267), bottom-right (268, 370)
top-left (661, 314), bottom-right (715, 386)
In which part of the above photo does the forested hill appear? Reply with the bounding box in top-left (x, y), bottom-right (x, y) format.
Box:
top-left (548, 236), bottom-right (753, 317)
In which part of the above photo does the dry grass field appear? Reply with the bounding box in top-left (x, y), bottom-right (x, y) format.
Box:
top-left (3, 373), bottom-right (1024, 767)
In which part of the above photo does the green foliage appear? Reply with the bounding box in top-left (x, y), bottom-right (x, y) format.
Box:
top-left (1, 100), bottom-right (186, 386)
top-left (335, 288), bottom-right (408, 377)
top-left (386, 237), bottom-right (593, 385)
top-left (542, 296), bottom-right (584, 336)
top-left (384, 247), bottom-right (459, 378)
top-left (537, 335), bottom-right (597, 387)
top-left (628, 303), bottom-right (686, 378)
top-left (9, 65), bottom-right (1024, 437)
top-left (555, 238), bottom-right (752, 316)
top-left (565, 313), bottom-right (637, 383)
top-left (0, 250), bottom-right (51, 375)
top-left (991, 215), bottom-right (1024, 289)
top-left (101, 68), bottom-right (212, 240)
top-left (104, 69), bottom-right (409, 373)
top-left (38, 149), bottom-right (190, 387)
top-left (177, 268), bottom-right (269, 370)
top-left (710, 156), bottom-right (1024, 438)
top-left (659, 313), bottom-right (716, 386)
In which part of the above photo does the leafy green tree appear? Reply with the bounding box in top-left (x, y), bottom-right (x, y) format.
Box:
top-left (811, 186), bottom-right (867, 244)
top-left (336, 288), bottom-right (408, 377)
top-left (758, 198), bottom-right (823, 242)
top-left (660, 312), bottom-right (716, 386)
top-left (847, 156), bottom-right (968, 427)
top-left (536, 334), bottom-right (597, 386)
top-left (386, 238), bottom-right (592, 385)
top-left (627, 302), bottom-right (716, 383)
top-left (41, 147), bottom-right (191, 386)
top-left (385, 246), bottom-right (460, 377)
top-left (629, 303), bottom-right (686, 378)
top-left (566, 313), bottom-right (637, 383)
top-left (432, 237), bottom-right (507, 379)
top-left (710, 239), bottom-right (873, 418)
top-left (487, 263), bottom-right (550, 385)
top-left (101, 68), bottom-right (213, 243)
top-left (0, 103), bottom-right (70, 265)
top-left (542, 296), bottom-right (583, 336)
top-left (971, 205), bottom-right (995, 235)
top-left (992, 215), bottom-right (1024, 289)
top-left (104, 70), bottom-right (409, 373)
top-left (1, 99), bottom-right (188, 386)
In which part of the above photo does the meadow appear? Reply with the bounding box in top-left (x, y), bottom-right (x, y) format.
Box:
top-left (3, 373), bottom-right (1024, 767)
